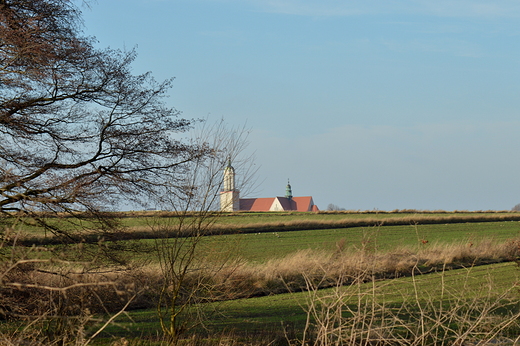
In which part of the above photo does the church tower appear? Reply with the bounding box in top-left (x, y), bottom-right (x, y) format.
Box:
top-left (220, 160), bottom-right (240, 212)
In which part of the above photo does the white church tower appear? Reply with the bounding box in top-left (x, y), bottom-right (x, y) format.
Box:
top-left (220, 160), bottom-right (240, 212)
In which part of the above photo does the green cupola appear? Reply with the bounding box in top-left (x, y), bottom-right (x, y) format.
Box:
top-left (285, 179), bottom-right (293, 200)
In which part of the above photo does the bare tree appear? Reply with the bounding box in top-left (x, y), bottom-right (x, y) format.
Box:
top-left (0, 1), bottom-right (217, 343)
top-left (153, 120), bottom-right (256, 343)
top-left (327, 203), bottom-right (346, 211)
top-left (0, 0), bottom-right (205, 230)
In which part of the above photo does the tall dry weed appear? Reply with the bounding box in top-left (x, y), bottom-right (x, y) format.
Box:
top-left (208, 237), bottom-right (520, 298)
top-left (121, 237), bottom-right (520, 305)
top-left (289, 263), bottom-right (520, 346)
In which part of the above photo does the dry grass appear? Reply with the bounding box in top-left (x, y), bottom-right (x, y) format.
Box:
top-left (130, 237), bottom-right (520, 302)
top-left (256, 237), bottom-right (517, 290)
top-left (292, 270), bottom-right (520, 346)
top-left (4, 237), bottom-right (518, 314)
top-left (220, 213), bottom-right (520, 233)
top-left (2, 220), bottom-right (519, 345)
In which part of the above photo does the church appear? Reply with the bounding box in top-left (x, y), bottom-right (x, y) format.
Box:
top-left (220, 161), bottom-right (319, 212)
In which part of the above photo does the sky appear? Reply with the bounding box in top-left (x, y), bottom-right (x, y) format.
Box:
top-left (82, 0), bottom-right (520, 211)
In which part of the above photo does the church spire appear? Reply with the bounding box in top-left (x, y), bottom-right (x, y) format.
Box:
top-left (285, 179), bottom-right (293, 200)
top-left (223, 159), bottom-right (235, 192)
top-left (220, 159), bottom-right (240, 212)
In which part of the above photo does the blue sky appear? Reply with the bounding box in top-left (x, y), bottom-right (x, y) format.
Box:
top-left (82, 0), bottom-right (520, 211)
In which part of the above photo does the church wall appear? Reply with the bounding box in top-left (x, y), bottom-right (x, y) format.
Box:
top-left (220, 191), bottom-right (239, 212)
top-left (269, 198), bottom-right (283, 211)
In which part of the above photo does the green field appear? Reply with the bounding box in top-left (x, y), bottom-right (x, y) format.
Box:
top-left (89, 215), bottom-right (520, 344)
top-left (97, 261), bottom-right (519, 342)
top-left (207, 220), bottom-right (520, 263)
top-left (122, 219), bottom-right (520, 266)
top-left (4, 212), bottom-right (520, 345)
top-left (113, 220), bottom-right (520, 267)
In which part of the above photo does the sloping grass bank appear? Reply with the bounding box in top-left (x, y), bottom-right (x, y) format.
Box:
top-left (143, 236), bottom-right (520, 301)
top-left (98, 261), bottom-right (520, 345)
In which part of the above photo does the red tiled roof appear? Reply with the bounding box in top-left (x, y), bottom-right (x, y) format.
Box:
top-left (239, 198), bottom-right (275, 211)
top-left (239, 196), bottom-right (318, 212)
top-left (291, 196), bottom-right (315, 212)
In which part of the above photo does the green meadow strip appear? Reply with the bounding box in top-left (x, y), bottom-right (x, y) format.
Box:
top-left (8, 211), bottom-right (520, 245)
top-left (199, 221), bottom-right (520, 263)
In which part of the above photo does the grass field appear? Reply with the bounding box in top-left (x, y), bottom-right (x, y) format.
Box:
top-left (9, 210), bottom-right (520, 242)
top-left (90, 216), bottom-right (520, 344)
top-left (130, 220), bottom-right (520, 264)
top-left (96, 261), bottom-right (520, 343)
top-left (3, 212), bottom-right (520, 345)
